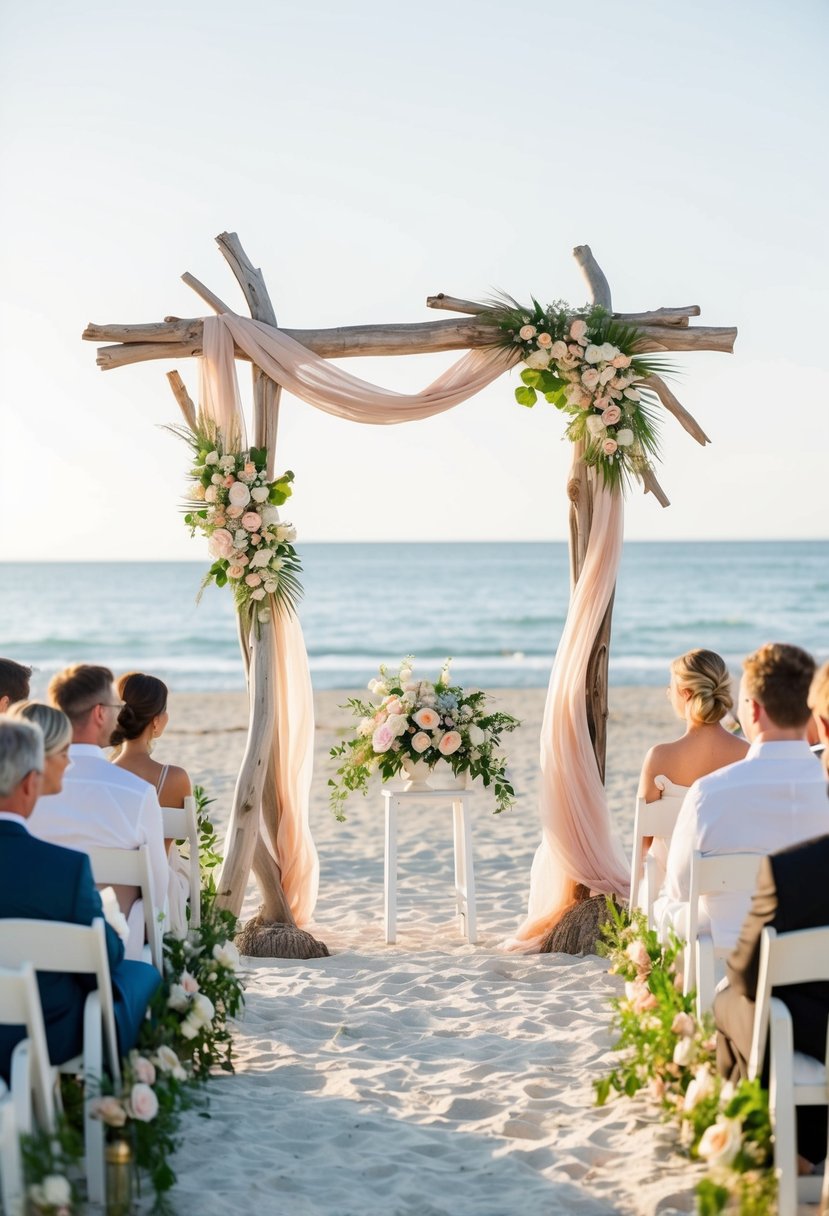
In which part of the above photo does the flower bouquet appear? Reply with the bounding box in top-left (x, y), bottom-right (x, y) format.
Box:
top-left (328, 657), bottom-right (520, 819)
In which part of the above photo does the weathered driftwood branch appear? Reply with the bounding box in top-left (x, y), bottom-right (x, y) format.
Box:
top-left (216, 232), bottom-right (278, 328)
top-left (165, 371), bottom-right (197, 432)
top-left (181, 273), bottom-right (233, 315)
top-left (639, 466), bottom-right (671, 509)
top-left (645, 373), bottom-right (711, 446)
top-left (634, 325), bottom-right (736, 354)
top-left (573, 244), bottom-right (612, 311)
top-left (425, 294), bottom-right (700, 329)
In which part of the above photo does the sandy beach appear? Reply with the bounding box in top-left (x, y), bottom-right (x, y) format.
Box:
top-left (138, 685), bottom-right (709, 1215)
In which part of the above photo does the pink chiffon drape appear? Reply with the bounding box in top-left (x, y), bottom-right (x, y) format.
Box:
top-left (504, 478), bottom-right (631, 952)
top-left (199, 312), bottom-right (630, 941)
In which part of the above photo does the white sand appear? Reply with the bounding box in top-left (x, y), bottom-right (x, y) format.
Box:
top-left (149, 687), bottom-right (705, 1215)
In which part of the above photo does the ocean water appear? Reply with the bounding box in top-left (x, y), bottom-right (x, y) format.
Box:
top-left (1, 541), bottom-right (827, 694)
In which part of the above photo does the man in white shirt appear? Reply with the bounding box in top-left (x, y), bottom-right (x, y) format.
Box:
top-left (654, 643), bottom-right (828, 951)
top-left (29, 664), bottom-right (172, 958)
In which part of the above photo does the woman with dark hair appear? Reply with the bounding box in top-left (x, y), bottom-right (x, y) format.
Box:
top-left (112, 672), bottom-right (192, 934)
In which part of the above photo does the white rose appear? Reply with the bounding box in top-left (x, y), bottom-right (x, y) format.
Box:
top-left (524, 349), bottom-right (550, 370)
top-left (683, 1064), bottom-right (715, 1111)
top-left (468, 724), bottom-right (485, 746)
top-left (191, 993), bottom-right (215, 1026)
top-left (698, 1118), bottom-right (742, 1168)
top-left (167, 983), bottom-right (190, 1013)
top-left (212, 940), bottom-right (241, 970)
top-left (234, 529), bottom-right (249, 547)
top-left (623, 387), bottom-right (641, 401)
top-left (180, 1015), bottom-right (200, 1040)
top-left (260, 505), bottom-right (279, 526)
top-left (599, 342), bottom-right (619, 361)
top-left (263, 580), bottom-right (277, 593)
top-left (585, 414), bottom-right (606, 437)
top-left (154, 1045), bottom-right (184, 1075)
top-left (581, 367), bottom-right (600, 390)
top-left (250, 549), bottom-right (273, 568)
top-left (357, 716), bottom-right (374, 737)
top-left (205, 451), bottom-right (220, 465)
top-left (251, 486), bottom-right (269, 502)
top-left (220, 454), bottom-right (235, 470)
top-left (228, 481), bottom-right (251, 508)
top-left (583, 344), bottom-right (603, 364)
top-left (42, 1175), bottom-right (72, 1206)
top-left (385, 713), bottom-right (409, 738)
top-left (251, 588), bottom-right (266, 600)
top-left (673, 1036), bottom-right (696, 1068)
top-left (275, 523), bottom-right (297, 542)
top-left (549, 340), bottom-right (569, 360)
top-left (204, 485), bottom-right (218, 504)
top-left (598, 365), bottom-right (616, 385)
top-left (615, 428), bottom-right (634, 446)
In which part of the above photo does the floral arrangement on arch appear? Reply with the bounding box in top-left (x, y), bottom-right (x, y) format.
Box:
top-left (596, 902), bottom-right (775, 1215)
top-left (328, 657), bottom-right (520, 819)
top-left (173, 417), bottom-right (302, 623)
top-left (484, 298), bottom-right (674, 491)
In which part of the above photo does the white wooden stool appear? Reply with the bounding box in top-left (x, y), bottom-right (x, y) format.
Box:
top-left (382, 787), bottom-right (477, 944)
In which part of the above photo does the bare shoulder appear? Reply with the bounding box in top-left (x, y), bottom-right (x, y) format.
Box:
top-left (161, 764), bottom-right (193, 806)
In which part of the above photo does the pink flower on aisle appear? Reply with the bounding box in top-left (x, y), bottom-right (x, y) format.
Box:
top-left (698, 1119), bottom-right (742, 1168)
top-left (131, 1054), bottom-right (156, 1085)
top-left (245, 573), bottom-right (262, 587)
top-left (625, 939), bottom-right (651, 974)
top-left (671, 1011), bottom-right (696, 1038)
top-left (411, 731), bottom-right (431, 753)
top-left (601, 405), bottom-right (622, 426)
top-left (438, 730), bottom-right (462, 756)
top-left (91, 1096), bottom-right (127, 1127)
top-left (128, 1083), bottom-right (159, 1123)
top-left (241, 511), bottom-right (262, 532)
top-left (414, 708), bottom-right (440, 730)
top-left (207, 528), bottom-right (234, 559)
top-left (602, 438), bottom-right (618, 455)
top-left (372, 723), bottom-right (395, 753)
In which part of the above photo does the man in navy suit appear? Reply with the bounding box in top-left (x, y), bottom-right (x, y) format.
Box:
top-left (0, 719), bottom-right (161, 1082)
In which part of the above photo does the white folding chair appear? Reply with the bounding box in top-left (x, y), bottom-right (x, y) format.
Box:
top-left (685, 850), bottom-right (762, 1016)
top-left (0, 918), bottom-right (121, 1206)
top-left (0, 1078), bottom-right (25, 1216)
top-left (628, 796), bottom-right (684, 926)
top-left (747, 925), bottom-right (829, 1216)
top-left (86, 844), bottom-right (163, 969)
top-left (0, 963), bottom-right (58, 1216)
top-left (161, 796), bottom-right (201, 929)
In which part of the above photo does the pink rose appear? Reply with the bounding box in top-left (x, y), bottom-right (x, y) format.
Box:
top-left (91, 1096), bottom-right (127, 1127)
top-left (611, 353), bottom-right (632, 368)
top-left (549, 340), bottom-right (569, 360)
top-left (242, 511), bottom-right (262, 532)
top-left (249, 533), bottom-right (261, 544)
top-left (245, 573), bottom-right (262, 587)
top-left (625, 939), bottom-right (651, 974)
top-left (244, 461), bottom-right (256, 476)
top-left (207, 528), bottom-right (234, 559)
top-left (128, 1082), bottom-right (158, 1123)
top-left (601, 405), bottom-right (622, 426)
top-left (223, 475), bottom-right (236, 488)
top-left (213, 513), bottom-right (226, 527)
top-left (385, 698), bottom-right (404, 717)
top-left (602, 438), bottom-right (618, 455)
top-left (411, 731), bottom-right (431, 754)
top-left (227, 505), bottom-right (243, 519)
top-left (438, 730), bottom-right (462, 756)
top-left (581, 368), bottom-right (600, 390)
top-left (413, 707), bottom-right (440, 730)
top-left (671, 1011), bottom-right (696, 1038)
top-left (180, 971), bottom-right (199, 995)
top-left (372, 723), bottom-right (395, 753)
top-left (569, 318), bottom-right (588, 344)
top-left (518, 324), bottom-right (536, 340)
top-left (537, 332), bottom-right (552, 348)
top-left (204, 485), bottom-right (218, 503)
top-left (227, 565), bottom-right (244, 580)
top-left (132, 1055), bottom-right (156, 1085)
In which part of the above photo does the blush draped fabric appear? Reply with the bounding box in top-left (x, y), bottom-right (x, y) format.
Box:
top-left (199, 312), bottom-right (630, 943)
top-left (504, 479), bottom-right (631, 952)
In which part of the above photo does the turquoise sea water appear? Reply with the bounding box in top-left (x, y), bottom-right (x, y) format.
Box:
top-left (1, 541), bottom-right (827, 694)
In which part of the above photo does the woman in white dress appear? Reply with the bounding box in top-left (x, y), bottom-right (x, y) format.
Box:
top-left (636, 649), bottom-right (749, 905)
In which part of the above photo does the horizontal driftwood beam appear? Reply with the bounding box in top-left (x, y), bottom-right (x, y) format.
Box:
top-left (426, 296), bottom-right (701, 328)
top-left (634, 325), bottom-right (737, 354)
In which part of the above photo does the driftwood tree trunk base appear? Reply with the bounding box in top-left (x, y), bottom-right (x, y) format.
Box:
top-left (235, 912), bottom-right (329, 959)
top-left (540, 894), bottom-right (619, 956)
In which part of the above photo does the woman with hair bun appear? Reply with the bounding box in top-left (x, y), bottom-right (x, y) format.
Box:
top-left (112, 672), bottom-right (192, 933)
top-left (635, 649), bottom-right (749, 904)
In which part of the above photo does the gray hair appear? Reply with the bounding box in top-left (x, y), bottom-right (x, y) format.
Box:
top-left (0, 719), bottom-right (45, 797)
top-left (7, 701), bottom-right (72, 755)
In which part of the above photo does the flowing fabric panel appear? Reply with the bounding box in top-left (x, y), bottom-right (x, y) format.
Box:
top-left (505, 480), bottom-right (631, 952)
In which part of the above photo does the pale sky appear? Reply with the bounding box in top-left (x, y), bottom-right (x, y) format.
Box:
top-left (1, 0), bottom-right (827, 560)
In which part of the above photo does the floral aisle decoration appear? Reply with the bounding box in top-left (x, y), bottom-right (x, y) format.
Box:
top-left (328, 657), bottom-right (520, 819)
top-left (482, 298), bottom-right (674, 492)
top-left (595, 902), bottom-right (775, 1215)
top-left (172, 418), bottom-right (302, 624)
top-left (20, 1118), bottom-right (83, 1215)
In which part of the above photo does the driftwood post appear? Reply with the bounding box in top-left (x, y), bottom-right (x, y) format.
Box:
top-left (83, 236), bottom-right (734, 950)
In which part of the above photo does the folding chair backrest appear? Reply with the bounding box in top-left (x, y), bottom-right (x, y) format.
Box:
top-left (0, 963), bottom-right (55, 1132)
top-left (629, 796), bottom-right (684, 915)
top-left (86, 844), bottom-right (162, 968)
top-left (161, 796), bottom-right (201, 929)
top-left (687, 851), bottom-right (762, 953)
top-left (748, 925), bottom-right (829, 1080)
top-left (0, 919), bottom-right (120, 1088)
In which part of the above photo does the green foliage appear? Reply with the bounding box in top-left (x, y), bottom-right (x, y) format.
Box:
top-left (20, 1114), bottom-right (84, 1212)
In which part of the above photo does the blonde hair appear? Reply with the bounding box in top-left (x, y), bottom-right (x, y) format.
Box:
top-left (670, 649), bottom-right (733, 725)
top-left (7, 701), bottom-right (72, 755)
top-left (808, 660), bottom-right (829, 720)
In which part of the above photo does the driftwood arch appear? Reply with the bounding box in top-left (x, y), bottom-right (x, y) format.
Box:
top-left (83, 233), bottom-right (736, 951)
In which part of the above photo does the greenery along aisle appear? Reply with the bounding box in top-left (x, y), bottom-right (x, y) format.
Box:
top-left (596, 903), bottom-right (775, 1216)
top-left (22, 788), bottom-right (246, 1216)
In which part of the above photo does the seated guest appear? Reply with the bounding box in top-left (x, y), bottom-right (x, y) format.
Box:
top-left (0, 719), bottom-right (160, 1082)
top-left (809, 660), bottom-right (829, 759)
top-left (713, 832), bottom-right (829, 1171)
top-left (28, 664), bottom-right (173, 958)
top-left (654, 643), bottom-right (828, 951)
top-left (0, 659), bottom-right (32, 712)
top-left (111, 672), bottom-right (192, 935)
top-left (6, 700), bottom-right (72, 791)
top-left (636, 649), bottom-right (748, 904)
